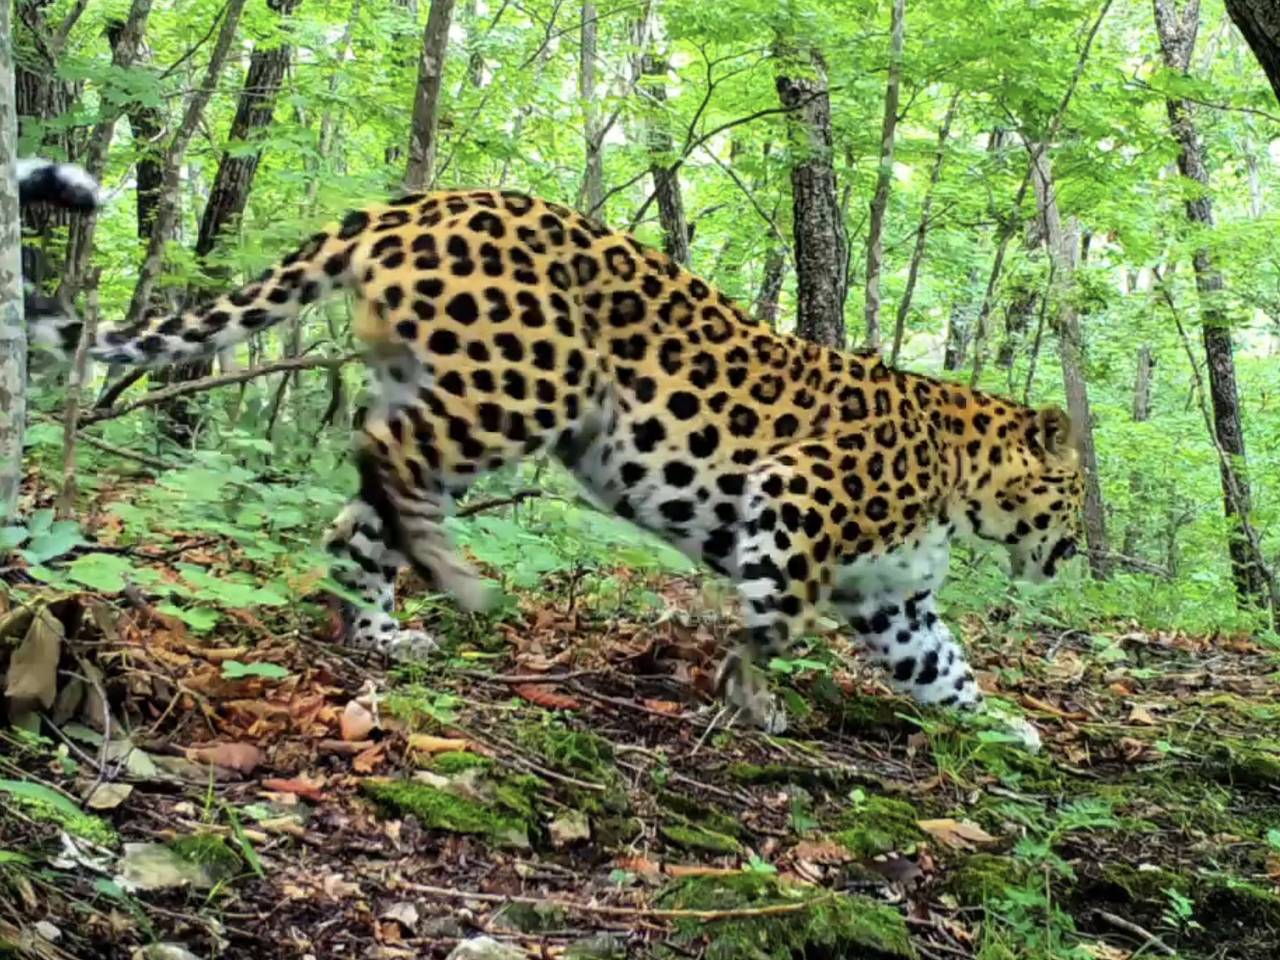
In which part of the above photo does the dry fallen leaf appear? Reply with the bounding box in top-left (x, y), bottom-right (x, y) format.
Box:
top-left (353, 741), bottom-right (388, 773)
top-left (640, 698), bottom-right (683, 715)
top-left (186, 742), bottom-right (261, 774)
top-left (1127, 704), bottom-right (1160, 726)
top-left (917, 818), bottom-right (998, 850)
top-left (790, 839), bottom-right (853, 864)
top-left (84, 782), bottom-right (134, 810)
top-left (261, 776), bottom-right (328, 802)
top-left (4, 606), bottom-right (64, 709)
top-left (512, 683), bottom-right (581, 710)
top-left (407, 734), bottom-right (470, 754)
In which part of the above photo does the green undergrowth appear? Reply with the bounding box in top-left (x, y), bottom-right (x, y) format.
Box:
top-left (656, 873), bottom-right (915, 959)
top-left (361, 772), bottom-right (540, 848)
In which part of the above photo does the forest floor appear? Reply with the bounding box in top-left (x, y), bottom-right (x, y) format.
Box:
top-left (3, 505), bottom-right (1280, 960)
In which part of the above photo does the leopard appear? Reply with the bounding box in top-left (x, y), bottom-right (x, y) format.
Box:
top-left (16, 157), bottom-right (102, 357)
top-left (49, 187), bottom-right (1084, 733)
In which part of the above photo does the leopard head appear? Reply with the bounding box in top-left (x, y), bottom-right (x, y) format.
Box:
top-left (968, 406), bottom-right (1085, 582)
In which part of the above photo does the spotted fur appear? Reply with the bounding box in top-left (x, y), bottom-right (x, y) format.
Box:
top-left (73, 189), bottom-right (1085, 730)
top-left (17, 158), bottom-right (102, 357)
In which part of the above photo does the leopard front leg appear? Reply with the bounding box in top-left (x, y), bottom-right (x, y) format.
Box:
top-left (718, 459), bottom-right (838, 734)
top-left (324, 498), bottom-right (438, 660)
top-left (832, 588), bottom-right (981, 708)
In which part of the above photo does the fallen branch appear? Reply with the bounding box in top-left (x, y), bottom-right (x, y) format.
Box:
top-left (1093, 909), bottom-right (1176, 956)
top-left (398, 881), bottom-right (839, 921)
top-left (79, 352), bottom-right (361, 425)
top-left (68, 430), bottom-right (175, 472)
top-left (454, 488), bottom-right (542, 519)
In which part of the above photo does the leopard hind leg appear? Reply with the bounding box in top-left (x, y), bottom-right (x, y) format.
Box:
top-left (324, 497), bottom-right (437, 660)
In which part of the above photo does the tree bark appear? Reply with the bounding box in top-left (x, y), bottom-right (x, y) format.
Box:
top-left (777, 51), bottom-right (846, 348)
top-left (1029, 147), bottom-right (1109, 577)
top-left (640, 51), bottom-right (689, 265)
top-left (754, 244), bottom-right (787, 329)
top-left (578, 1), bottom-right (604, 215)
top-left (124, 0), bottom-right (248, 328)
top-left (1224, 0), bottom-right (1280, 104)
top-left (890, 90), bottom-right (955, 366)
top-left (404, 0), bottom-right (458, 192)
top-left (1154, 0), bottom-right (1269, 604)
top-left (0, 0), bottom-right (27, 516)
top-left (864, 0), bottom-right (905, 351)
top-left (1121, 344), bottom-right (1155, 558)
top-left (195, 0), bottom-right (299, 269)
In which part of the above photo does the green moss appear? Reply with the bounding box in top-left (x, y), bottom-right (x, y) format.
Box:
top-left (169, 832), bottom-right (240, 881)
top-left (361, 779), bottom-right (529, 847)
top-left (656, 790), bottom-right (742, 837)
top-left (430, 751), bottom-right (493, 775)
top-left (942, 855), bottom-right (1029, 907)
top-left (808, 677), bottom-right (918, 733)
top-left (513, 719), bottom-right (629, 813)
top-left (1094, 862), bottom-right (1187, 902)
top-left (1205, 741), bottom-right (1280, 789)
top-left (831, 796), bottom-right (924, 858)
top-left (8, 795), bottom-right (116, 847)
top-left (659, 823), bottom-right (743, 855)
top-left (656, 873), bottom-right (915, 959)
top-left (722, 761), bottom-right (861, 791)
top-left (595, 815), bottom-right (643, 847)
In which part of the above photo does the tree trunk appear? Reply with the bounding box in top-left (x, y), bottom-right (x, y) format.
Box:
top-left (1225, 0), bottom-right (1280, 104)
top-left (404, 0), bottom-right (458, 192)
top-left (634, 3), bottom-right (689, 267)
top-left (864, 0), bottom-right (904, 350)
top-left (1121, 344), bottom-right (1155, 558)
top-left (754, 244), bottom-right (787, 329)
top-left (891, 91), bottom-right (955, 366)
top-left (777, 51), bottom-right (846, 348)
top-left (578, 1), bottom-right (604, 215)
top-left (1154, 0), bottom-right (1269, 604)
top-left (943, 266), bottom-right (979, 371)
top-left (195, 0), bottom-right (298, 269)
top-left (124, 0), bottom-right (247, 328)
top-left (0, 1), bottom-right (26, 516)
top-left (147, 0), bottom-right (297, 443)
top-left (997, 287), bottom-right (1038, 371)
top-left (1029, 147), bottom-right (1109, 577)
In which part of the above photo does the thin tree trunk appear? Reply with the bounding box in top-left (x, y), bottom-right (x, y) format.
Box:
top-left (195, 0), bottom-right (299, 270)
top-left (864, 0), bottom-right (905, 350)
top-left (635, 5), bottom-right (689, 266)
top-left (0, 1), bottom-right (26, 516)
top-left (578, 0), bottom-right (604, 215)
top-left (943, 266), bottom-right (979, 371)
top-left (777, 50), bottom-right (846, 347)
top-left (1224, 0), bottom-right (1280, 104)
top-left (148, 0), bottom-right (298, 443)
top-left (1029, 147), bottom-right (1109, 577)
top-left (124, 0), bottom-right (248, 328)
top-left (1154, 0), bottom-right (1269, 604)
top-left (1121, 344), bottom-right (1155, 557)
top-left (404, 0), bottom-right (458, 192)
top-left (57, 0), bottom-right (155, 517)
top-left (890, 90), bottom-right (955, 366)
top-left (755, 244), bottom-right (787, 328)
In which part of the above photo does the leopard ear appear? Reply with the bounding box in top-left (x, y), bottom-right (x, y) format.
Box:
top-left (1037, 405), bottom-right (1076, 458)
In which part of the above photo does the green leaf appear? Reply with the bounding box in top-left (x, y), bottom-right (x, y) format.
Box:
top-left (0, 526), bottom-right (29, 550)
top-left (67, 552), bottom-right (136, 593)
top-left (23, 520), bottom-right (85, 564)
top-left (221, 660), bottom-right (291, 680)
top-left (0, 778), bottom-right (83, 820)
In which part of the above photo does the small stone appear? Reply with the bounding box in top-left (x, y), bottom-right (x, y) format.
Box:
top-left (33, 921), bottom-right (61, 942)
top-left (445, 936), bottom-right (526, 960)
top-left (379, 901), bottom-right (419, 931)
top-left (548, 810), bottom-right (590, 847)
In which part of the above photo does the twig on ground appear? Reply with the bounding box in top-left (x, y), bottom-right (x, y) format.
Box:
top-left (63, 429), bottom-right (175, 472)
top-left (1093, 909), bottom-right (1176, 955)
top-left (399, 881), bottom-right (840, 921)
top-left (455, 488), bottom-right (542, 518)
